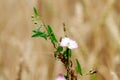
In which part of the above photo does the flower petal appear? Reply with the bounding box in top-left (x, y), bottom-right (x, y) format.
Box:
top-left (60, 37), bottom-right (78, 49)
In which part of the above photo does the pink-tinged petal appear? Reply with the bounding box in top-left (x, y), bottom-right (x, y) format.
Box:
top-left (68, 40), bottom-right (78, 49)
top-left (55, 74), bottom-right (66, 80)
top-left (60, 37), bottom-right (70, 47)
top-left (55, 76), bottom-right (66, 80)
top-left (60, 37), bottom-right (78, 49)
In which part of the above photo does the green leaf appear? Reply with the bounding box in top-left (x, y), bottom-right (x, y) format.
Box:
top-left (57, 46), bottom-right (63, 52)
top-left (32, 31), bottom-right (47, 40)
top-left (32, 7), bottom-right (40, 24)
top-left (47, 25), bottom-right (53, 33)
top-left (32, 25), bottom-right (48, 40)
top-left (63, 50), bottom-right (67, 57)
top-left (63, 48), bottom-right (68, 58)
top-left (69, 49), bottom-right (72, 58)
top-left (47, 25), bottom-right (58, 43)
top-left (76, 59), bottom-right (82, 75)
top-left (33, 7), bottom-right (40, 18)
top-left (63, 48), bottom-right (72, 59)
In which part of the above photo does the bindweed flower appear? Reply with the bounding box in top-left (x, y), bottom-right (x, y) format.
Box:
top-left (55, 74), bottom-right (66, 80)
top-left (60, 37), bottom-right (78, 49)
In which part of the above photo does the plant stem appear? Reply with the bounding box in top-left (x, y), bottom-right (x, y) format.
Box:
top-left (57, 48), bottom-right (77, 80)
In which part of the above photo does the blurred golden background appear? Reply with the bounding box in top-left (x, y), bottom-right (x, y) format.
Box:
top-left (0, 0), bottom-right (120, 80)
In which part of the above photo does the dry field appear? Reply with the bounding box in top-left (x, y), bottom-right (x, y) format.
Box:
top-left (0, 0), bottom-right (120, 80)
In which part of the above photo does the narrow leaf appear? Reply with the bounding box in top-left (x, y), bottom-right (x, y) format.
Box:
top-left (32, 31), bottom-right (47, 40)
top-left (69, 49), bottom-right (72, 58)
top-left (76, 59), bottom-right (82, 75)
top-left (47, 25), bottom-right (53, 33)
top-left (33, 7), bottom-right (40, 18)
top-left (32, 25), bottom-right (48, 40)
top-left (47, 25), bottom-right (58, 43)
top-left (63, 48), bottom-right (69, 58)
top-left (63, 49), bottom-right (67, 58)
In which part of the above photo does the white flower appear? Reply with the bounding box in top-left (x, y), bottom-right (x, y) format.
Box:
top-left (60, 37), bottom-right (78, 49)
top-left (55, 75), bottom-right (66, 80)
top-left (55, 76), bottom-right (66, 80)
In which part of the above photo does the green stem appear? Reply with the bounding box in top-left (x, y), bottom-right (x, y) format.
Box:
top-left (66, 48), bottom-right (71, 79)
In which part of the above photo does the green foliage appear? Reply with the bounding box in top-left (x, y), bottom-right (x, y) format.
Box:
top-left (32, 25), bottom-right (48, 40)
top-left (32, 24), bottom-right (58, 42)
top-left (63, 48), bottom-right (67, 58)
top-left (69, 49), bottom-right (72, 58)
top-left (57, 46), bottom-right (63, 53)
top-left (32, 7), bottom-right (40, 24)
top-left (32, 23), bottom-right (58, 48)
top-left (76, 59), bottom-right (82, 75)
top-left (63, 48), bottom-right (72, 58)
top-left (33, 7), bottom-right (40, 19)
top-left (63, 48), bottom-right (68, 58)
top-left (47, 25), bottom-right (58, 43)
top-left (32, 6), bottom-right (96, 80)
